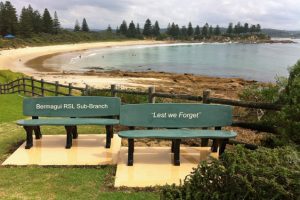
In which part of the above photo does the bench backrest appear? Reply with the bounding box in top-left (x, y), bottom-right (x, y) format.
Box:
top-left (120, 103), bottom-right (232, 128)
top-left (23, 96), bottom-right (121, 117)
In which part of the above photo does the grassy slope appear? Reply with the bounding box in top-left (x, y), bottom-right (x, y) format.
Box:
top-left (0, 70), bottom-right (25, 84)
top-left (0, 94), bottom-right (159, 199)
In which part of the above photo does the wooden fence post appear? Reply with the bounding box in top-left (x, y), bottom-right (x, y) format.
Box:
top-left (17, 78), bottom-right (21, 94)
top-left (41, 79), bottom-right (45, 97)
top-left (12, 81), bottom-right (15, 93)
top-left (31, 77), bottom-right (34, 96)
top-left (68, 83), bottom-right (72, 96)
top-left (148, 86), bottom-right (156, 103)
top-left (23, 77), bottom-right (26, 95)
top-left (203, 90), bottom-right (211, 104)
top-left (0, 84), bottom-right (2, 94)
top-left (85, 85), bottom-right (89, 96)
top-left (55, 81), bottom-right (59, 96)
top-left (111, 84), bottom-right (117, 97)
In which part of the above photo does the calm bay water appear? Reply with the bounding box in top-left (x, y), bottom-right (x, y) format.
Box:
top-left (44, 40), bottom-right (300, 82)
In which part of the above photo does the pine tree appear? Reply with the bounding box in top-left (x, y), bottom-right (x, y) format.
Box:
top-left (227, 22), bottom-right (233, 34)
top-left (250, 25), bottom-right (256, 33)
top-left (106, 24), bottom-right (112, 33)
top-left (209, 25), bottom-right (213, 36)
top-left (256, 24), bottom-right (261, 32)
top-left (202, 23), bottom-right (209, 37)
top-left (119, 20), bottom-right (127, 35)
top-left (42, 8), bottom-right (53, 33)
top-left (143, 18), bottom-right (152, 37)
top-left (136, 23), bottom-right (141, 35)
top-left (32, 10), bottom-right (43, 33)
top-left (152, 20), bottom-right (160, 37)
top-left (180, 26), bottom-right (187, 39)
top-left (214, 25), bottom-right (221, 35)
top-left (244, 23), bottom-right (249, 33)
top-left (19, 6), bottom-right (34, 37)
top-left (81, 18), bottom-right (89, 32)
top-left (166, 23), bottom-right (171, 35)
top-left (127, 20), bottom-right (136, 38)
top-left (194, 25), bottom-right (200, 37)
top-left (53, 11), bottom-right (61, 34)
top-left (187, 22), bottom-right (193, 37)
top-left (74, 20), bottom-right (80, 32)
top-left (0, 1), bottom-right (18, 36)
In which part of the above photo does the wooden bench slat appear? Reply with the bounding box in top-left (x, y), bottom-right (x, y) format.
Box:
top-left (120, 103), bottom-right (232, 128)
top-left (118, 129), bottom-right (237, 139)
top-left (23, 96), bottom-right (120, 117)
top-left (17, 118), bottom-right (119, 126)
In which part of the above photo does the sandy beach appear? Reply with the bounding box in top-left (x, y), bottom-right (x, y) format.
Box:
top-left (0, 40), bottom-right (262, 99)
top-left (0, 40), bottom-right (167, 73)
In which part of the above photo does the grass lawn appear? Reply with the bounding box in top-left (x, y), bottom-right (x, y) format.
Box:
top-left (0, 94), bottom-right (159, 199)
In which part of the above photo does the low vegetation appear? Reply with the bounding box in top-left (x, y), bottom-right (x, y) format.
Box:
top-left (161, 145), bottom-right (300, 200)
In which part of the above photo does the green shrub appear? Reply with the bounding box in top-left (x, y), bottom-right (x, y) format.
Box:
top-left (161, 145), bottom-right (300, 200)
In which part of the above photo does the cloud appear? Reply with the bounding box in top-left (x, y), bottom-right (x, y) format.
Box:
top-left (8, 0), bottom-right (300, 30)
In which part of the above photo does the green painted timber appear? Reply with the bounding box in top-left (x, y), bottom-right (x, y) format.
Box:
top-left (118, 129), bottom-right (237, 139)
top-left (23, 96), bottom-right (121, 117)
top-left (120, 103), bottom-right (232, 128)
top-left (17, 118), bottom-right (119, 126)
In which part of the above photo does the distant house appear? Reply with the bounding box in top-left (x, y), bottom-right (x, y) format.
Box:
top-left (4, 34), bottom-right (15, 39)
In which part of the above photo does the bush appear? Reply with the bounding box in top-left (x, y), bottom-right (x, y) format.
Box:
top-left (160, 145), bottom-right (300, 200)
top-left (239, 61), bottom-right (300, 146)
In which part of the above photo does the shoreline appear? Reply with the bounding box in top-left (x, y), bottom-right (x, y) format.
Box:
top-left (0, 40), bottom-right (168, 73)
top-left (0, 39), bottom-right (270, 100)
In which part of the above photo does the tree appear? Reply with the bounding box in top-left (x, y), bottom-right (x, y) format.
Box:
top-left (244, 23), bottom-right (249, 33)
top-left (0, 1), bottom-right (18, 36)
top-left (143, 18), bottom-right (152, 37)
top-left (74, 20), bottom-right (80, 32)
top-left (214, 25), bottom-right (221, 35)
top-left (208, 25), bottom-right (213, 36)
top-left (53, 11), bottom-right (61, 34)
top-left (152, 20), bottom-right (160, 37)
top-left (19, 6), bottom-right (34, 37)
top-left (227, 22), bottom-right (233, 34)
top-left (256, 24), bottom-right (261, 32)
top-left (119, 20), bottom-right (127, 35)
top-left (166, 23), bottom-right (171, 35)
top-left (194, 25), bottom-right (200, 38)
top-left (127, 20), bottom-right (136, 38)
top-left (187, 22), bottom-right (193, 37)
top-left (32, 10), bottom-right (43, 33)
top-left (202, 23), bottom-right (209, 37)
top-left (250, 24), bottom-right (256, 33)
top-left (42, 8), bottom-right (53, 33)
top-left (106, 24), bottom-right (112, 33)
top-left (81, 18), bottom-right (89, 32)
top-left (180, 26), bottom-right (187, 39)
top-left (136, 23), bottom-right (141, 35)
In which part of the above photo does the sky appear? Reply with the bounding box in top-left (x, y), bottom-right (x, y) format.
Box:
top-left (9, 0), bottom-right (300, 30)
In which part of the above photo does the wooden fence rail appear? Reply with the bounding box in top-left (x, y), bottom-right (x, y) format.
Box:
top-left (0, 77), bottom-right (281, 149)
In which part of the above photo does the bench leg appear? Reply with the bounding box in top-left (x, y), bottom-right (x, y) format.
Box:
top-left (201, 139), bottom-right (209, 147)
top-left (105, 125), bottom-right (112, 148)
top-left (211, 139), bottom-right (223, 153)
top-left (65, 126), bottom-right (73, 149)
top-left (128, 139), bottom-right (134, 166)
top-left (219, 139), bottom-right (229, 155)
top-left (24, 126), bottom-right (33, 149)
top-left (72, 126), bottom-right (78, 139)
top-left (110, 125), bottom-right (114, 138)
top-left (174, 139), bottom-right (181, 166)
top-left (171, 140), bottom-right (176, 153)
top-left (34, 126), bottom-right (42, 139)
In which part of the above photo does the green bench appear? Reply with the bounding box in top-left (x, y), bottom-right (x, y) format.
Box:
top-left (118, 103), bottom-right (237, 166)
top-left (17, 96), bottom-right (121, 149)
